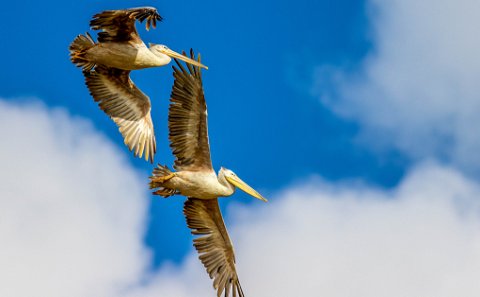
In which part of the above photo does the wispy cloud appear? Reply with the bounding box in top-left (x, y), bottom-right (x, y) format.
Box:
top-left (314, 0), bottom-right (480, 173)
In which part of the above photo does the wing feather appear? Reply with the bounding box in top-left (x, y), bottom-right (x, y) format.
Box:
top-left (184, 198), bottom-right (244, 297)
top-left (90, 7), bottom-right (162, 43)
top-left (169, 50), bottom-right (213, 171)
top-left (84, 65), bottom-right (156, 162)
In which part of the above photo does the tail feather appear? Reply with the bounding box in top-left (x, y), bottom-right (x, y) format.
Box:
top-left (150, 164), bottom-right (178, 198)
top-left (69, 32), bottom-right (96, 71)
top-left (151, 164), bottom-right (173, 179)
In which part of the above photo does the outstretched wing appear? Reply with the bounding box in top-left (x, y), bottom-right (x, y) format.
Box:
top-left (84, 65), bottom-right (156, 163)
top-left (184, 198), bottom-right (244, 297)
top-left (90, 7), bottom-right (162, 43)
top-left (169, 50), bottom-right (213, 172)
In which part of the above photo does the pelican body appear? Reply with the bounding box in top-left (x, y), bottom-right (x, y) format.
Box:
top-left (69, 7), bottom-right (206, 163)
top-left (152, 167), bottom-right (264, 199)
top-left (149, 50), bottom-right (266, 297)
top-left (76, 40), bottom-right (203, 71)
top-left (70, 7), bottom-right (206, 72)
top-left (80, 42), bottom-right (170, 70)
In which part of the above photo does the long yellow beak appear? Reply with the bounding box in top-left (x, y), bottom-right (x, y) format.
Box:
top-left (226, 175), bottom-right (268, 202)
top-left (161, 47), bottom-right (208, 69)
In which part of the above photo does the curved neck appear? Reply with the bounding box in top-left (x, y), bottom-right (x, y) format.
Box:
top-left (217, 170), bottom-right (235, 197)
top-left (148, 49), bottom-right (172, 67)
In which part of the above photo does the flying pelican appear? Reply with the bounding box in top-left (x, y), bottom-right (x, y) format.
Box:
top-left (149, 50), bottom-right (267, 297)
top-left (69, 7), bottom-right (207, 71)
top-left (69, 7), bottom-right (207, 162)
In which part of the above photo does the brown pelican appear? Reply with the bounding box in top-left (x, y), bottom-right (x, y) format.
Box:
top-left (69, 7), bottom-right (207, 162)
top-left (150, 50), bottom-right (267, 297)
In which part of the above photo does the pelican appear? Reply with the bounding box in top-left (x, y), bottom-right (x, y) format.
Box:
top-left (69, 7), bottom-right (207, 71)
top-left (69, 7), bottom-right (207, 162)
top-left (149, 50), bottom-right (267, 297)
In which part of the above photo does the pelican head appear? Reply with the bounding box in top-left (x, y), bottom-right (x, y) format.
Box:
top-left (220, 167), bottom-right (267, 202)
top-left (149, 44), bottom-right (208, 69)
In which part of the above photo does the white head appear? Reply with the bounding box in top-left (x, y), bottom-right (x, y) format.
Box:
top-left (219, 167), bottom-right (267, 202)
top-left (149, 44), bottom-right (172, 64)
top-left (149, 43), bottom-right (208, 69)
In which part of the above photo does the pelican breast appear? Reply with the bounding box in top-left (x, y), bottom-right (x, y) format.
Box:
top-left (171, 171), bottom-right (230, 199)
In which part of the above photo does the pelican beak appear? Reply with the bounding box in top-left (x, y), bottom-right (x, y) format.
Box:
top-left (226, 175), bottom-right (268, 202)
top-left (159, 47), bottom-right (208, 69)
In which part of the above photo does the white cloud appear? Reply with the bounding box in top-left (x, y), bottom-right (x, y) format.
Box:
top-left (3, 99), bottom-right (480, 297)
top-left (0, 99), bottom-right (150, 297)
top-left (314, 0), bottom-right (480, 172)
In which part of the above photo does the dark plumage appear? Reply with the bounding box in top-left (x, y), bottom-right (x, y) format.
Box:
top-left (184, 198), bottom-right (245, 297)
top-left (90, 7), bottom-right (162, 43)
top-left (84, 65), bottom-right (156, 163)
top-left (169, 52), bottom-right (213, 172)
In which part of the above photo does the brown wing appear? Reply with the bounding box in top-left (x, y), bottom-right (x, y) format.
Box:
top-left (184, 198), bottom-right (245, 297)
top-left (169, 50), bottom-right (213, 172)
top-left (84, 65), bottom-right (156, 163)
top-left (90, 7), bottom-right (162, 43)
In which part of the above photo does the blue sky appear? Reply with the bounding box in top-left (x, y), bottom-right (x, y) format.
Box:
top-left (1, 0), bottom-right (404, 264)
top-left (2, 0), bottom-right (480, 296)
